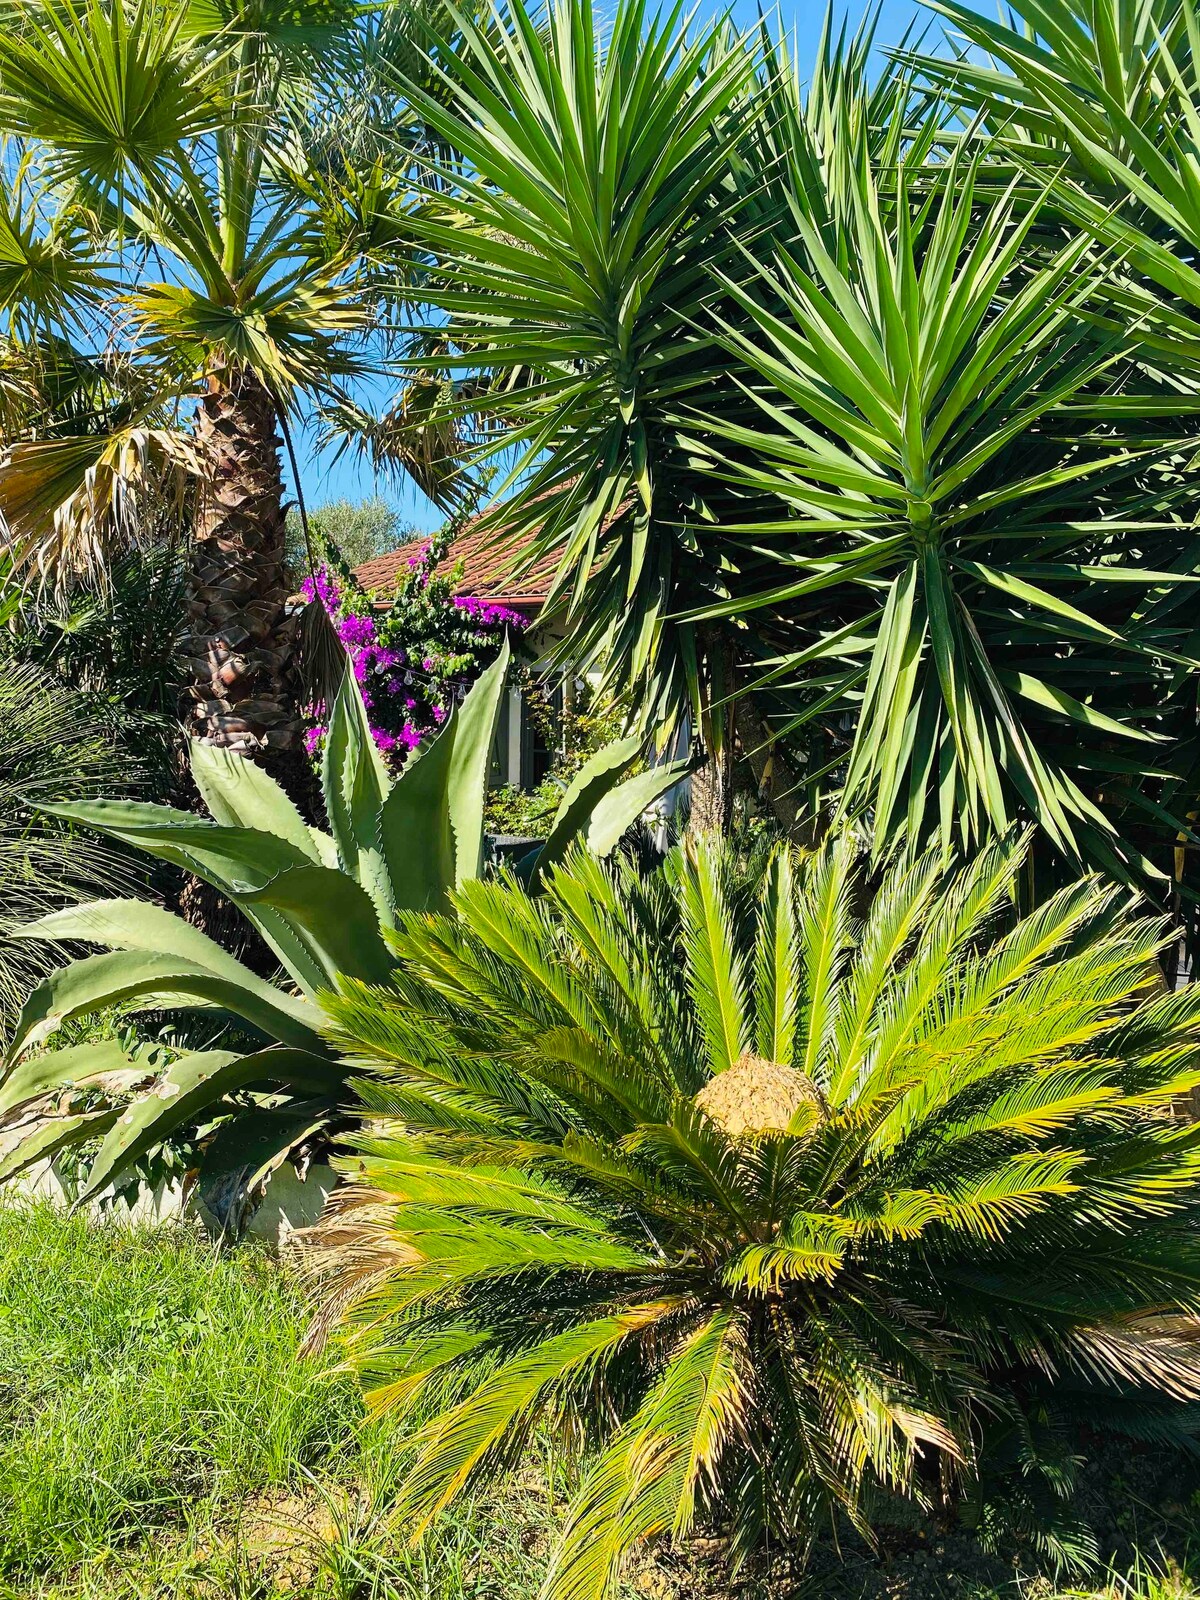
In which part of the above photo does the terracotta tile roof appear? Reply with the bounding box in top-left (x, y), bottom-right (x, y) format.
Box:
top-left (353, 519), bottom-right (560, 613)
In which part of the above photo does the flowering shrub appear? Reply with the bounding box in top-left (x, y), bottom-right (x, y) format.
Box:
top-left (300, 528), bottom-right (526, 761)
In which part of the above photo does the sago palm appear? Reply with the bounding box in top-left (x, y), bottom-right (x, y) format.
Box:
top-left (310, 831), bottom-right (1200, 1597)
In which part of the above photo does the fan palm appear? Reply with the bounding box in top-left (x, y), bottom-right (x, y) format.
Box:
top-left (0, 0), bottom-right (434, 780)
top-left (310, 830), bottom-right (1200, 1598)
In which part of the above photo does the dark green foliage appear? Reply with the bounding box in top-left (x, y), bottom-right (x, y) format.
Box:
top-left (313, 833), bottom-right (1200, 1599)
top-left (0, 657), bottom-right (141, 1037)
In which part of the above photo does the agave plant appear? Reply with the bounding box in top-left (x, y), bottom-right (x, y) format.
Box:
top-left (310, 830), bottom-right (1200, 1596)
top-left (0, 644), bottom-right (684, 1212)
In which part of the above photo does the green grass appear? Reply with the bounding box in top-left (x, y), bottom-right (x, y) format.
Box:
top-left (1, 1201), bottom-right (1199, 1600)
top-left (0, 1202), bottom-right (569, 1600)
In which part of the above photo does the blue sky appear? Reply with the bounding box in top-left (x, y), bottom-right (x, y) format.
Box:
top-left (288, 0), bottom-right (946, 532)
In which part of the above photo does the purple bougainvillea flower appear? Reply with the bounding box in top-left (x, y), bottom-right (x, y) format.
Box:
top-left (338, 612), bottom-right (376, 648)
top-left (453, 595), bottom-right (527, 631)
top-left (301, 565), bottom-right (341, 613)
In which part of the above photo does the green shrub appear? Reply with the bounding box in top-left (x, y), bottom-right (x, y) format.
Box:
top-left (311, 832), bottom-right (1200, 1600)
top-left (484, 778), bottom-right (563, 838)
top-left (0, 648), bottom-right (682, 1220)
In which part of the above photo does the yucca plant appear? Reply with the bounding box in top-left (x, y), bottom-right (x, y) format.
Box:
top-left (689, 74), bottom-right (1200, 880)
top-left (0, 645), bottom-right (683, 1211)
top-left (397, 0), bottom-right (1200, 870)
top-left (310, 830), bottom-right (1200, 1596)
top-left (391, 0), bottom-right (767, 805)
top-left (900, 0), bottom-right (1200, 948)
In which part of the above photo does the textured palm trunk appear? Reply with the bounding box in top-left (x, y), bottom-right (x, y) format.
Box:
top-left (688, 624), bottom-right (737, 836)
top-left (178, 360), bottom-right (311, 951)
top-left (181, 359), bottom-right (305, 793)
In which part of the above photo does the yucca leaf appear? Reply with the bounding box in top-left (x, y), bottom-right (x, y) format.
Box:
top-left (322, 664), bottom-right (394, 926)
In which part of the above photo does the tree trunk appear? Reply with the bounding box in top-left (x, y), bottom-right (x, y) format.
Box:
top-left (733, 696), bottom-right (818, 843)
top-left (688, 625), bottom-right (737, 836)
top-left (180, 359), bottom-right (310, 808)
top-left (688, 625), bottom-right (817, 843)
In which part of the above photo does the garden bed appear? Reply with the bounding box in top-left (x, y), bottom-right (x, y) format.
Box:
top-left (1, 1204), bottom-right (1198, 1600)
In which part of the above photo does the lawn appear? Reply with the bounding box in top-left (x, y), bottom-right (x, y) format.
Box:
top-left (0, 1203), bottom-right (1198, 1600)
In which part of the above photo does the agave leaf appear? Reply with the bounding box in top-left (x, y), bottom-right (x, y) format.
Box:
top-left (0, 1037), bottom-right (157, 1119)
top-left (38, 800), bottom-right (312, 890)
top-left (381, 639), bottom-right (512, 912)
top-left (321, 666), bottom-right (395, 926)
top-left (8, 950), bottom-right (327, 1060)
top-left (194, 1096), bottom-right (334, 1234)
top-left (76, 1045), bottom-right (340, 1202)
top-left (0, 1106), bottom-right (122, 1185)
top-left (189, 739), bottom-right (321, 861)
top-left (13, 897), bottom-right (316, 1003)
top-left (584, 758), bottom-right (690, 857)
top-left (239, 864), bottom-right (395, 986)
top-left (198, 1097), bottom-right (331, 1193)
top-left (529, 735), bottom-right (642, 880)
top-left (35, 801), bottom-right (343, 992)
top-left (380, 717), bottom-right (457, 914)
top-left (447, 638), bottom-right (512, 889)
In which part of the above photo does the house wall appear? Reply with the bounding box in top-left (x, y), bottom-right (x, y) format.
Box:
top-left (494, 620), bottom-right (571, 791)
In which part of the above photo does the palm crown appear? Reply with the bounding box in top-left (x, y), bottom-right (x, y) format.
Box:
top-left (314, 830), bottom-right (1200, 1598)
top-left (0, 0), bottom-right (421, 765)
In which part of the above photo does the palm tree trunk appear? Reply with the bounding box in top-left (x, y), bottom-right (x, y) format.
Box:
top-left (180, 358), bottom-right (307, 801)
top-left (689, 624), bottom-right (737, 836)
